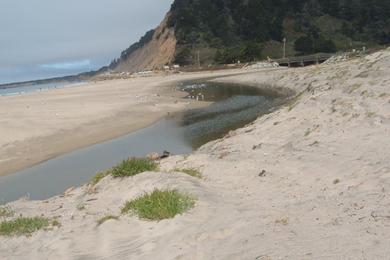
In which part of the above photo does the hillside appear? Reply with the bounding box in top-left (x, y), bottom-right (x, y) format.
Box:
top-left (110, 0), bottom-right (389, 72)
top-left (109, 14), bottom-right (177, 73)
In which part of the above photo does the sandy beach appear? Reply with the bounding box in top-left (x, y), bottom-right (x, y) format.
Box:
top-left (0, 69), bottom-right (248, 176)
top-left (1, 48), bottom-right (389, 259)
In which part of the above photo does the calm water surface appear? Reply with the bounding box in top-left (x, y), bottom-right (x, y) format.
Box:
top-left (0, 82), bottom-right (283, 203)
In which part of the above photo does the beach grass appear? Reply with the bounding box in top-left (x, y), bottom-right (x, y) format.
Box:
top-left (173, 168), bottom-right (202, 179)
top-left (96, 215), bottom-right (119, 226)
top-left (287, 89), bottom-right (306, 111)
top-left (0, 206), bottom-right (14, 218)
top-left (0, 217), bottom-right (55, 236)
top-left (91, 158), bottom-right (158, 185)
top-left (122, 189), bottom-right (196, 221)
top-left (91, 171), bottom-right (110, 186)
top-left (111, 158), bottom-right (157, 178)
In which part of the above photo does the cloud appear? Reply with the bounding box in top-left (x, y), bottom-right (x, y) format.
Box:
top-left (0, 0), bottom-right (173, 83)
top-left (40, 60), bottom-right (91, 70)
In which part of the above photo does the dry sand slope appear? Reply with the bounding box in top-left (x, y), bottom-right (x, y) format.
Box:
top-left (1, 48), bottom-right (390, 260)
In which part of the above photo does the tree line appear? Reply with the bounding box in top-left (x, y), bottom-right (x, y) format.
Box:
top-left (168, 0), bottom-right (389, 64)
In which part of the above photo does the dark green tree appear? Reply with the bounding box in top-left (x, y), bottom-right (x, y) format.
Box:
top-left (314, 37), bottom-right (337, 53)
top-left (294, 36), bottom-right (314, 54)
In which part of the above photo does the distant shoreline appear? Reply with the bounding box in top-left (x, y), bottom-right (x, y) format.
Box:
top-left (0, 75), bottom-right (82, 89)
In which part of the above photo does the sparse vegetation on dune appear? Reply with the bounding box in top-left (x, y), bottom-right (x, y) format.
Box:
top-left (0, 217), bottom-right (60, 237)
top-left (122, 189), bottom-right (196, 221)
top-left (0, 206), bottom-right (14, 218)
top-left (97, 215), bottom-right (120, 226)
top-left (91, 171), bottom-right (110, 186)
top-left (111, 158), bottom-right (157, 178)
top-left (287, 89), bottom-right (306, 112)
top-left (77, 203), bottom-right (86, 211)
top-left (91, 158), bottom-right (158, 185)
top-left (173, 168), bottom-right (202, 179)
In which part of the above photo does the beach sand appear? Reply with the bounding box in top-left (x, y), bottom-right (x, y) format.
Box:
top-left (0, 70), bottom-right (245, 176)
top-left (1, 48), bottom-right (390, 259)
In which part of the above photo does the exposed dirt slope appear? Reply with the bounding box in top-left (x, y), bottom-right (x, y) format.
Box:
top-left (114, 13), bottom-right (177, 72)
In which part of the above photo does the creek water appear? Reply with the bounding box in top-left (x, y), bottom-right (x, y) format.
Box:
top-left (0, 81), bottom-right (283, 203)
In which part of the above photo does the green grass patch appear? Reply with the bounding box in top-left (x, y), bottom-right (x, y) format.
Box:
top-left (173, 168), bottom-right (202, 179)
top-left (91, 158), bottom-right (158, 185)
top-left (96, 215), bottom-right (119, 226)
top-left (0, 206), bottom-right (14, 218)
top-left (91, 171), bottom-right (110, 186)
top-left (111, 158), bottom-right (157, 178)
top-left (122, 189), bottom-right (196, 221)
top-left (0, 217), bottom-right (58, 236)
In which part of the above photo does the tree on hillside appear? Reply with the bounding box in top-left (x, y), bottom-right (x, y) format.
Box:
top-left (294, 36), bottom-right (314, 54)
top-left (112, 0), bottom-right (390, 70)
top-left (315, 37), bottom-right (337, 53)
top-left (215, 41), bottom-right (264, 64)
top-left (295, 35), bottom-right (336, 54)
top-left (240, 41), bottom-right (264, 61)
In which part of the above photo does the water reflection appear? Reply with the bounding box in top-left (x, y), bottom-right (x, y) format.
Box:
top-left (0, 81), bottom-right (284, 203)
top-left (179, 82), bottom-right (281, 148)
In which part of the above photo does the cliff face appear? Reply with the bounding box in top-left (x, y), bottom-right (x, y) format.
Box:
top-left (112, 13), bottom-right (177, 72)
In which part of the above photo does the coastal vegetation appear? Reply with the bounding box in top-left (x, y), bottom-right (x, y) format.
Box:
top-left (0, 206), bottom-right (14, 218)
top-left (168, 0), bottom-right (389, 63)
top-left (294, 36), bottom-right (337, 55)
top-left (173, 168), bottom-right (202, 179)
top-left (110, 0), bottom-right (389, 70)
top-left (0, 217), bottom-right (59, 236)
top-left (91, 158), bottom-right (157, 185)
top-left (121, 189), bottom-right (196, 221)
top-left (91, 171), bottom-right (110, 186)
top-left (96, 215), bottom-right (120, 226)
top-left (111, 158), bottom-right (157, 178)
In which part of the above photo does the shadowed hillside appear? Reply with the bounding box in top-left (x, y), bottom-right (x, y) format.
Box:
top-left (110, 0), bottom-right (389, 72)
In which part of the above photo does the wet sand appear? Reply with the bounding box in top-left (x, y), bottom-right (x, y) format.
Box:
top-left (0, 70), bottom-right (247, 176)
top-left (0, 81), bottom-right (280, 203)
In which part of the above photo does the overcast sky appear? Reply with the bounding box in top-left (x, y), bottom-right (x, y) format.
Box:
top-left (0, 0), bottom-right (173, 84)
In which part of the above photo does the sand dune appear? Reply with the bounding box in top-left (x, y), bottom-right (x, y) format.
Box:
top-left (1, 48), bottom-right (390, 259)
